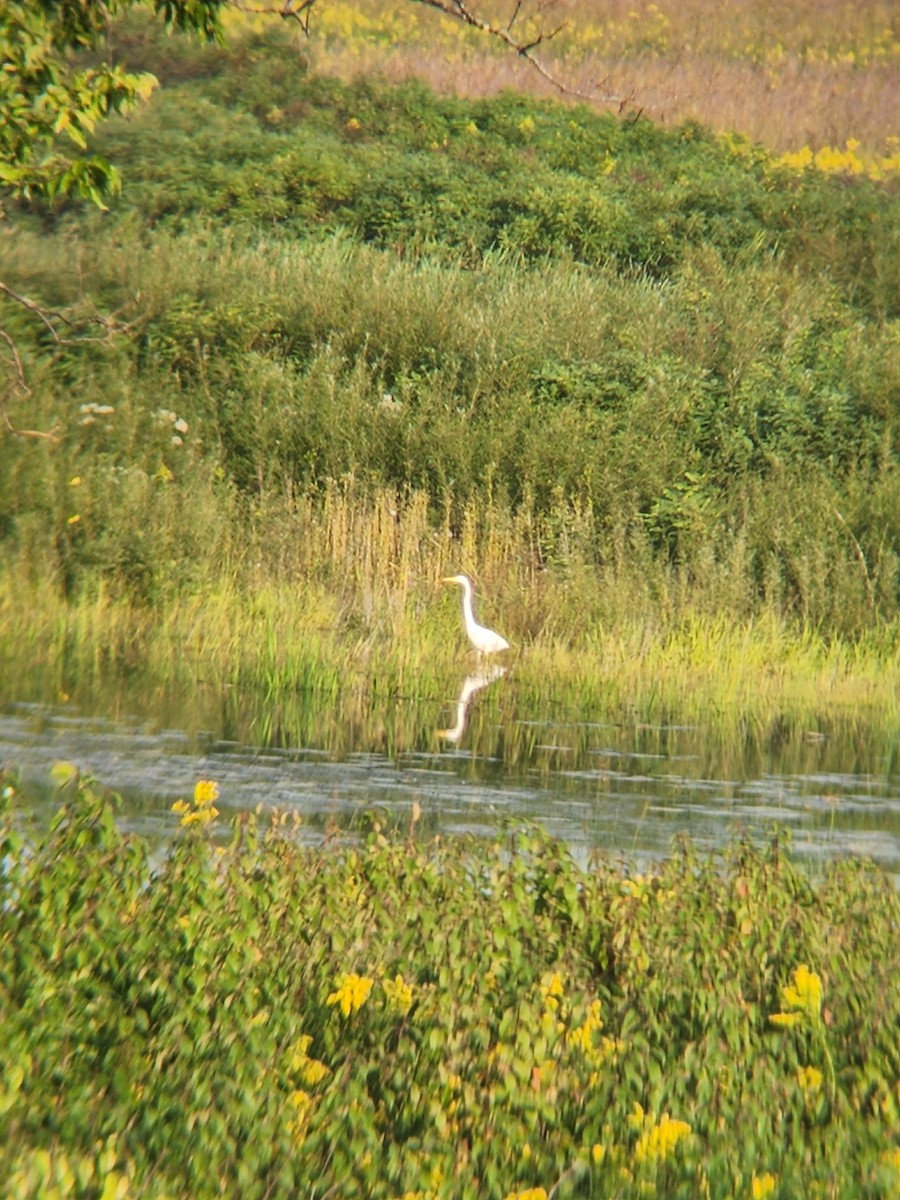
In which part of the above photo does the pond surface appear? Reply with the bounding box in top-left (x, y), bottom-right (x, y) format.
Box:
top-left (2, 666), bottom-right (899, 878)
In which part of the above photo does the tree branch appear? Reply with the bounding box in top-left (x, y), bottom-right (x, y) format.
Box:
top-left (0, 281), bottom-right (142, 444)
top-left (0, 326), bottom-right (61, 442)
top-left (410, 0), bottom-right (626, 104)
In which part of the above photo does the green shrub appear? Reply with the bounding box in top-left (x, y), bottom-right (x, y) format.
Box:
top-left (2, 776), bottom-right (899, 1198)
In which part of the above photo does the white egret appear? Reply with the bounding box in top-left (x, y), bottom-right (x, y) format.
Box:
top-left (442, 574), bottom-right (510, 656)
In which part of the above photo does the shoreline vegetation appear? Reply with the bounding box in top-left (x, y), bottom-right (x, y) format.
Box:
top-left (1, 779), bottom-right (899, 1198)
top-left (2, 10), bottom-right (899, 721)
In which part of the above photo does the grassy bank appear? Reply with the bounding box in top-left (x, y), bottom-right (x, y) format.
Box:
top-left (1, 778), bottom-right (899, 1198)
top-left (2, 525), bottom-right (899, 735)
top-left (2, 26), bottom-right (899, 706)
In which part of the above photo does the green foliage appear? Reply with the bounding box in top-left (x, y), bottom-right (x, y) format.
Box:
top-left (65, 36), bottom-right (897, 305)
top-left (2, 776), bottom-right (900, 1198)
top-left (4, 223), bottom-right (898, 635)
top-left (0, 0), bottom-right (224, 207)
top-left (2, 20), bottom-right (900, 642)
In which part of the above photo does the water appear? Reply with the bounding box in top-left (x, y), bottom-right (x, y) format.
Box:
top-left (2, 668), bottom-right (899, 877)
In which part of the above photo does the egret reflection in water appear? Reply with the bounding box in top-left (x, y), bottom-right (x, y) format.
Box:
top-left (438, 666), bottom-right (507, 743)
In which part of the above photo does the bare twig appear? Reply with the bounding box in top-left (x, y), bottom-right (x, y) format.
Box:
top-left (413, 0), bottom-right (622, 102)
top-left (0, 328), bottom-right (62, 441)
top-left (232, 0), bottom-right (317, 33)
top-left (0, 280), bottom-right (142, 443)
top-left (280, 0), bottom-right (317, 33)
top-left (0, 281), bottom-right (138, 346)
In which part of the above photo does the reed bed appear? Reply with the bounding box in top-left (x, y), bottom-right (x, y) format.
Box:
top-left (3, 481), bottom-right (898, 740)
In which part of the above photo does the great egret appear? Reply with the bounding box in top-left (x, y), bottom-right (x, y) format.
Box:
top-left (442, 574), bottom-right (510, 656)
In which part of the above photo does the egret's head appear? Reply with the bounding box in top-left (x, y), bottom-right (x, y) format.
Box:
top-left (442, 574), bottom-right (469, 587)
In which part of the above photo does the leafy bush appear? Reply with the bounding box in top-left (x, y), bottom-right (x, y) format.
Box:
top-left (70, 26), bottom-right (898, 299)
top-left (2, 776), bottom-right (899, 1198)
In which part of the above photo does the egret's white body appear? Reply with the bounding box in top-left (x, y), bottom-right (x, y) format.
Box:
top-left (442, 574), bottom-right (510, 656)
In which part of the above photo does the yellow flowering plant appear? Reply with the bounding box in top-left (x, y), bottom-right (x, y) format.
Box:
top-left (5, 780), bottom-right (900, 1199)
top-left (326, 972), bottom-right (374, 1018)
top-left (382, 973), bottom-right (414, 1016)
top-left (171, 780), bottom-right (219, 827)
top-left (751, 1171), bottom-right (778, 1198)
top-left (769, 965), bottom-right (835, 1103)
top-left (628, 1104), bottom-right (693, 1166)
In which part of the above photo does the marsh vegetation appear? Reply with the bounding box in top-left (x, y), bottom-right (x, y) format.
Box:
top-left (3, 15), bottom-right (899, 703)
top-left (2, 8), bottom-right (900, 1198)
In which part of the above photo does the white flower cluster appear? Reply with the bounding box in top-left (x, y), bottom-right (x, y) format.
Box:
top-left (156, 408), bottom-right (190, 445)
top-left (79, 402), bottom-right (114, 426)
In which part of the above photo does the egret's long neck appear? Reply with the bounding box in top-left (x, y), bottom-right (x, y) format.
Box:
top-left (461, 581), bottom-right (477, 634)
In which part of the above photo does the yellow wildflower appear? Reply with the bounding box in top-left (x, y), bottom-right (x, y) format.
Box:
top-left (383, 973), bottom-right (414, 1015)
top-left (777, 145), bottom-right (813, 172)
top-left (752, 1171), bottom-right (777, 1198)
top-left (171, 780), bottom-right (220, 827)
top-left (171, 799), bottom-right (218, 827)
top-left (287, 1088), bottom-right (315, 1141)
top-left (570, 1000), bottom-right (619, 1069)
top-left (797, 1065), bottom-right (823, 1094)
top-left (502, 1190), bottom-right (547, 1200)
top-left (288, 1036), bottom-right (330, 1086)
top-left (770, 964), bottom-right (823, 1027)
top-left (627, 1102), bottom-right (647, 1130)
top-left (591, 1143), bottom-right (606, 1164)
top-left (540, 970), bottom-right (564, 1010)
top-left (782, 965), bottom-right (823, 1018)
top-left (301, 1056), bottom-right (329, 1085)
top-left (326, 972), bottom-right (374, 1017)
top-left (633, 1112), bottom-right (692, 1164)
top-left (768, 1012), bottom-right (801, 1028)
top-left (194, 780), bottom-right (219, 806)
top-left (289, 1088), bottom-right (311, 1112)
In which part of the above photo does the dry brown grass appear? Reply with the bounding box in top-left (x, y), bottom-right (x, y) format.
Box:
top-left (276, 0), bottom-right (900, 153)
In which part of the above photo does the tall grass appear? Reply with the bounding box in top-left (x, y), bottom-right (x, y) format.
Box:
top-left (3, 52), bottom-right (899, 720)
top-left (4, 225), bottom-right (898, 637)
top-left (3, 473), bottom-right (898, 744)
